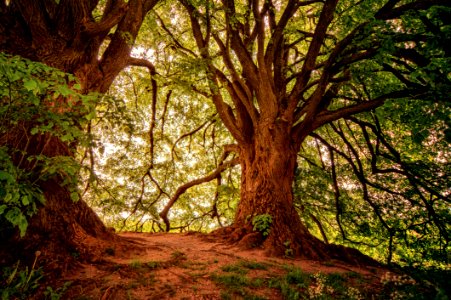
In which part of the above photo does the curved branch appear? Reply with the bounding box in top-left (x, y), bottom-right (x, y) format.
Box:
top-left (127, 56), bottom-right (159, 167)
top-left (159, 156), bottom-right (239, 231)
top-left (171, 114), bottom-right (217, 160)
top-left (82, 1), bottom-right (128, 37)
top-left (312, 88), bottom-right (429, 131)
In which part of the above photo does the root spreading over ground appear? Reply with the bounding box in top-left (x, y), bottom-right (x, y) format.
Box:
top-left (20, 232), bottom-right (423, 300)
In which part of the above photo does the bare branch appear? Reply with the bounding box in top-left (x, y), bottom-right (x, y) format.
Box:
top-left (312, 88), bottom-right (428, 129)
top-left (159, 157), bottom-right (239, 231)
top-left (82, 1), bottom-right (128, 37)
top-left (127, 56), bottom-right (157, 75)
top-left (221, 0), bottom-right (260, 88)
top-left (171, 114), bottom-right (217, 160)
top-left (127, 56), bottom-right (159, 167)
top-left (154, 12), bottom-right (198, 57)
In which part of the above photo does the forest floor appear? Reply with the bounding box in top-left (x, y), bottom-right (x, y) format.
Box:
top-left (37, 232), bottom-right (441, 300)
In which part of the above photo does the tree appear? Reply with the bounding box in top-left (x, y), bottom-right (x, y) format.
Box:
top-left (1, 0), bottom-right (449, 266)
top-left (0, 0), bottom-right (158, 264)
top-left (155, 0), bottom-right (450, 258)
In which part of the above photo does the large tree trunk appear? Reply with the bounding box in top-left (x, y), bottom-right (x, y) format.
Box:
top-left (224, 122), bottom-right (328, 258)
top-left (216, 122), bottom-right (376, 264)
top-left (1, 0), bottom-right (157, 269)
top-left (0, 126), bottom-right (115, 270)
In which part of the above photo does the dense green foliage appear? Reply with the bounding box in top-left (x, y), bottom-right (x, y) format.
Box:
top-left (0, 54), bottom-right (98, 237)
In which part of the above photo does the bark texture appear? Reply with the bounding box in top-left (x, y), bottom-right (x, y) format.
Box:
top-left (213, 122), bottom-right (376, 264)
top-left (0, 0), bottom-right (158, 266)
top-left (233, 123), bottom-right (328, 258)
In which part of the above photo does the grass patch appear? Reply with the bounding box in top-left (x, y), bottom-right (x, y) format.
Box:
top-left (323, 272), bottom-right (347, 291)
top-left (146, 261), bottom-right (161, 269)
top-left (221, 260), bottom-right (269, 275)
top-left (268, 267), bottom-right (310, 300)
top-left (221, 264), bottom-right (248, 274)
top-left (211, 273), bottom-right (250, 288)
top-left (211, 273), bottom-right (268, 300)
top-left (182, 260), bottom-right (208, 270)
top-left (129, 259), bottom-right (142, 269)
top-left (240, 260), bottom-right (268, 270)
top-left (285, 267), bottom-right (311, 288)
top-left (171, 250), bottom-right (187, 260)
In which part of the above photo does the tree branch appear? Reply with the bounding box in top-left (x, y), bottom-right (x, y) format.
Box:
top-left (288, 0), bottom-right (339, 104)
top-left (82, 1), bottom-right (128, 37)
top-left (159, 157), bottom-right (239, 231)
top-left (312, 88), bottom-right (427, 129)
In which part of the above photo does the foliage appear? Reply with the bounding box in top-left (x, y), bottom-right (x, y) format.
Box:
top-left (0, 53), bottom-right (99, 237)
top-left (129, 260), bottom-right (143, 269)
top-left (81, 50), bottom-right (238, 232)
top-left (44, 282), bottom-right (72, 300)
top-left (0, 252), bottom-right (43, 300)
top-left (72, 0), bottom-right (451, 267)
top-left (252, 214), bottom-right (273, 237)
top-left (295, 99), bottom-right (450, 265)
top-left (0, 147), bottom-right (45, 237)
top-left (211, 272), bottom-right (265, 300)
top-left (290, 4), bottom-right (451, 262)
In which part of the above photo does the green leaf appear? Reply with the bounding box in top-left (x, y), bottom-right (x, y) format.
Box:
top-left (21, 195), bottom-right (29, 206)
top-left (0, 170), bottom-right (14, 182)
top-left (58, 85), bottom-right (73, 96)
top-left (17, 215), bottom-right (28, 237)
top-left (31, 96), bottom-right (40, 106)
top-left (61, 134), bottom-right (73, 142)
top-left (0, 204), bottom-right (7, 215)
top-left (85, 111), bottom-right (96, 121)
top-left (4, 193), bottom-right (12, 202)
top-left (37, 194), bottom-right (45, 205)
top-left (70, 192), bottom-right (79, 202)
top-left (24, 79), bottom-right (38, 92)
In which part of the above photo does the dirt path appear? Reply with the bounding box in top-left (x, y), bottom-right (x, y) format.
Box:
top-left (56, 232), bottom-right (388, 299)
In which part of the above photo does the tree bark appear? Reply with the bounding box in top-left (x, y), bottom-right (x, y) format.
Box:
top-left (0, 0), bottom-right (158, 268)
top-left (214, 121), bottom-right (377, 264)
top-left (216, 121), bottom-right (326, 258)
top-left (0, 125), bottom-right (116, 269)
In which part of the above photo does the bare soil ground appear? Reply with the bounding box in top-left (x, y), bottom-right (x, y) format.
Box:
top-left (38, 231), bottom-right (395, 300)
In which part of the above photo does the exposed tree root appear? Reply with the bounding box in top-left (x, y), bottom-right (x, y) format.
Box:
top-left (0, 188), bottom-right (143, 277)
top-left (211, 225), bottom-right (380, 267)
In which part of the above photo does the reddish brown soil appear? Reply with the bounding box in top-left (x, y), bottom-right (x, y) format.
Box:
top-left (40, 232), bottom-right (389, 299)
